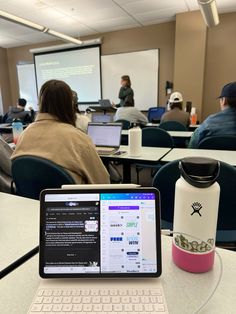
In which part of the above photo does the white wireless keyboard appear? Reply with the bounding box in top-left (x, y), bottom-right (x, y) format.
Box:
top-left (28, 287), bottom-right (168, 313)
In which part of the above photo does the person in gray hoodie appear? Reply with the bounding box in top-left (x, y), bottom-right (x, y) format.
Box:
top-left (3, 98), bottom-right (34, 123)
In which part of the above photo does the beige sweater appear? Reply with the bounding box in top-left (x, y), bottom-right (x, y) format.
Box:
top-left (11, 113), bottom-right (110, 184)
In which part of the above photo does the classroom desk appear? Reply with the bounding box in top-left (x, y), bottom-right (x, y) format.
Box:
top-left (146, 123), bottom-right (199, 130)
top-left (0, 232), bottom-right (235, 314)
top-left (161, 148), bottom-right (236, 166)
top-left (100, 145), bottom-right (171, 183)
top-left (122, 130), bottom-right (193, 138)
top-left (0, 193), bottom-right (39, 270)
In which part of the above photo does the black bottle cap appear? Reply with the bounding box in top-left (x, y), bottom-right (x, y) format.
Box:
top-left (179, 157), bottom-right (220, 188)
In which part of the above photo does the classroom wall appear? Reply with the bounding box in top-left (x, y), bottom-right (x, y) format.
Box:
top-left (0, 48), bottom-right (12, 112)
top-left (202, 12), bottom-right (236, 119)
top-left (174, 11), bottom-right (207, 119)
top-left (5, 22), bottom-right (175, 113)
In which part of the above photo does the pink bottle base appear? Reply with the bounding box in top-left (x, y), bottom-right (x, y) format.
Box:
top-left (172, 244), bottom-right (215, 273)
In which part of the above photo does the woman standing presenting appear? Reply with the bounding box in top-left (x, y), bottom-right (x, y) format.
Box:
top-left (114, 75), bottom-right (134, 107)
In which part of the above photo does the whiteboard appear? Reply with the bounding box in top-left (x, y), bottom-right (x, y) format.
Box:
top-left (17, 64), bottom-right (38, 110)
top-left (101, 49), bottom-right (159, 111)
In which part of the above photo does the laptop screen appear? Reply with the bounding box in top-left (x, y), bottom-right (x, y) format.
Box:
top-left (40, 188), bottom-right (161, 278)
top-left (87, 123), bottom-right (122, 148)
top-left (91, 114), bottom-right (112, 123)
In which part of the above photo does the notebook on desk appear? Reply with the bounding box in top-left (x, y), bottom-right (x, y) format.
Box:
top-left (28, 187), bottom-right (168, 314)
top-left (87, 122), bottom-right (122, 155)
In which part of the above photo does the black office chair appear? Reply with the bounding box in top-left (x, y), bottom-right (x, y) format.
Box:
top-left (12, 156), bottom-right (75, 200)
top-left (115, 119), bottom-right (130, 130)
top-left (142, 127), bottom-right (174, 147)
top-left (153, 159), bottom-right (236, 245)
top-left (159, 121), bottom-right (187, 131)
top-left (159, 121), bottom-right (188, 148)
top-left (198, 135), bottom-right (236, 151)
top-left (136, 128), bottom-right (174, 184)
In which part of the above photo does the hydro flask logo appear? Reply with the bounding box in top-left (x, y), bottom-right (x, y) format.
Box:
top-left (191, 202), bottom-right (202, 216)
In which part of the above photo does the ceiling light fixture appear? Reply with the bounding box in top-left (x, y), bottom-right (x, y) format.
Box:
top-left (0, 9), bottom-right (83, 45)
top-left (198, 0), bottom-right (219, 27)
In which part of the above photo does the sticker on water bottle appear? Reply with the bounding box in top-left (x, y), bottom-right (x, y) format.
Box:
top-left (174, 235), bottom-right (214, 253)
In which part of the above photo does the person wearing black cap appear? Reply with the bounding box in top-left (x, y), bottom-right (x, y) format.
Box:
top-left (189, 81), bottom-right (236, 148)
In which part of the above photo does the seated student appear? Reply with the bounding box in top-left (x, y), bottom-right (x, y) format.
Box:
top-left (3, 98), bottom-right (34, 124)
top-left (114, 95), bottom-right (148, 125)
top-left (161, 92), bottom-right (190, 127)
top-left (72, 90), bottom-right (90, 133)
top-left (189, 82), bottom-right (236, 148)
top-left (11, 80), bottom-right (110, 184)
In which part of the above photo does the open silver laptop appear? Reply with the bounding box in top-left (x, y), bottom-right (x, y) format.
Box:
top-left (98, 99), bottom-right (112, 108)
top-left (28, 187), bottom-right (168, 314)
top-left (87, 122), bottom-right (122, 155)
top-left (91, 113), bottom-right (113, 123)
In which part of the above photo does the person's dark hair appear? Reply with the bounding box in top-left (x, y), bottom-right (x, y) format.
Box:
top-left (124, 95), bottom-right (134, 107)
top-left (72, 90), bottom-right (80, 114)
top-left (121, 75), bottom-right (131, 87)
top-left (18, 98), bottom-right (27, 107)
top-left (225, 97), bottom-right (236, 109)
top-left (170, 102), bottom-right (183, 110)
top-left (39, 80), bottom-right (76, 126)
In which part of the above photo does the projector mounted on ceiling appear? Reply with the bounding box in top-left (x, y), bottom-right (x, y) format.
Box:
top-left (198, 0), bottom-right (219, 27)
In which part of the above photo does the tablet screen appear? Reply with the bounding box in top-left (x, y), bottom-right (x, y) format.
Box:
top-left (39, 189), bottom-right (161, 278)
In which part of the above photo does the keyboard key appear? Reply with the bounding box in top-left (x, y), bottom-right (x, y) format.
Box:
top-left (62, 290), bottom-right (71, 296)
top-left (42, 304), bottom-right (53, 312)
top-left (110, 289), bottom-right (118, 295)
top-left (93, 304), bottom-right (103, 311)
top-left (34, 297), bottom-right (43, 304)
top-left (144, 304), bottom-right (154, 311)
top-left (128, 289), bottom-right (137, 296)
top-left (82, 296), bottom-right (91, 303)
top-left (36, 290), bottom-right (44, 297)
top-left (124, 303), bottom-right (133, 312)
top-left (83, 304), bottom-right (93, 311)
top-left (72, 304), bottom-right (83, 311)
top-left (151, 289), bottom-right (162, 296)
top-left (121, 296), bottom-right (130, 303)
top-left (143, 290), bottom-right (150, 296)
top-left (113, 304), bottom-right (123, 312)
top-left (100, 289), bottom-right (109, 295)
top-left (157, 296), bottom-right (164, 303)
top-left (43, 290), bottom-right (52, 296)
top-left (43, 296), bottom-right (53, 304)
top-left (30, 304), bottom-right (43, 312)
top-left (62, 296), bottom-right (72, 304)
top-left (62, 304), bottom-right (73, 312)
top-left (101, 296), bottom-right (110, 303)
top-left (141, 296), bottom-right (150, 303)
top-left (53, 296), bottom-right (62, 304)
top-left (154, 304), bottom-right (165, 312)
top-left (91, 290), bottom-right (99, 295)
top-left (111, 296), bottom-right (120, 304)
top-left (119, 289), bottom-right (127, 295)
top-left (137, 290), bottom-right (143, 296)
top-left (134, 304), bottom-right (143, 311)
top-left (72, 296), bottom-right (81, 303)
top-left (81, 290), bottom-right (90, 296)
top-left (92, 296), bottom-right (101, 303)
top-left (52, 304), bottom-right (62, 311)
top-left (103, 304), bottom-right (113, 311)
top-left (53, 290), bottom-right (62, 296)
top-left (130, 296), bottom-right (139, 303)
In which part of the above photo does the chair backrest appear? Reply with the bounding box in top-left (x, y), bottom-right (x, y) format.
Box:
top-left (147, 107), bottom-right (166, 122)
top-left (153, 160), bottom-right (236, 233)
top-left (198, 136), bottom-right (236, 150)
top-left (115, 119), bottom-right (130, 130)
top-left (12, 156), bottom-right (75, 200)
top-left (0, 136), bottom-right (13, 176)
top-left (142, 127), bottom-right (174, 147)
top-left (159, 121), bottom-right (187, 131)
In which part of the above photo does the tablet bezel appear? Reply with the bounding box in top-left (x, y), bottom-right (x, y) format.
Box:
top-left (39, 187), bottom-right (162, 278)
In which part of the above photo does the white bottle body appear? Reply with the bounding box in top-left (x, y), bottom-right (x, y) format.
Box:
top-left (128, 126), bottom-right (142, 156)
top-left (172, 176), bottom-right (220, 273)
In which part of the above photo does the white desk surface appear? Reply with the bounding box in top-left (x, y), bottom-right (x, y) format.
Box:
top-left (0, 234), bottom-right (235, 314)
top-left (146, 123), bottom-right (199, 129)
top-left (0, 193), bottom-right (39, 270)
top-left (161, 148), bottom-right (236, 166)
top-left (122, 130), bottom-right (193, 138)
top-left (101, 145), bottom-right (171, 162)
